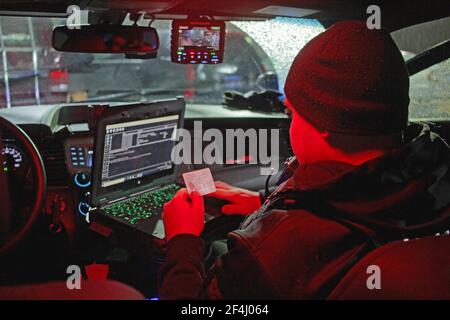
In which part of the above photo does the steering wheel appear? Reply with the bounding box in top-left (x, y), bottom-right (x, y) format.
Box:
top-left (0, 116), bottom-right (46, 256)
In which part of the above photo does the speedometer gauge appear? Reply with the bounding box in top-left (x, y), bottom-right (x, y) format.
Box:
top-left (2, 144), bottom-right (24, 172)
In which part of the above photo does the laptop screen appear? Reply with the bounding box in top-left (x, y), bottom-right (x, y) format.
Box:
top-left (91, 98), bottom-right (185, 206)
top-left (101, 115), bottom-right (178, 188)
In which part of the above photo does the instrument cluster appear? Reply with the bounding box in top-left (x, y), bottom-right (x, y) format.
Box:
top-left (1, 138), bottom-right (29, 179)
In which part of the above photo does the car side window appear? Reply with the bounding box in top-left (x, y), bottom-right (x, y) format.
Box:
top-left (409, 57), bottom-right (450, 120)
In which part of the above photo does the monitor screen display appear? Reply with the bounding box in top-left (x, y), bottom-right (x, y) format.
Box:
top-left (100, 115), bottom-right (178, 188)
top-left (178, 26), bottom-right (221, 50)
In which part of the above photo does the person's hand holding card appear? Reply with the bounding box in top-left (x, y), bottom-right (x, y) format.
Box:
top-left (162, 188), bottom-right (205, 242)
top-left (182, 168), bottom-right (216, 196)
top-left (162, 168), bottom-right (217, 242)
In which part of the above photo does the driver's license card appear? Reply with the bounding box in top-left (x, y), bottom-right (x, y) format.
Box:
top-left (182, 168), bottom-right (216, 196)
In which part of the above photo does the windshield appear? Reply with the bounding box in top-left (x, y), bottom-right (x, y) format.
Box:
top-left (409, 57), bottom-right (450, 120)
top-left (0, 16), bottom-right (324, 108)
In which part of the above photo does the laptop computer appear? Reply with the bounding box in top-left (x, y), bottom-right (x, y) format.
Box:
top-left (89, 98), bottom-right (185, 239)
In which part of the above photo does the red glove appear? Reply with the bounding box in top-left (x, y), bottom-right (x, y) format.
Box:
top-left (209, 181), bottom-right (262, 215)
top-left (162, 189), bottom-right (204, 242)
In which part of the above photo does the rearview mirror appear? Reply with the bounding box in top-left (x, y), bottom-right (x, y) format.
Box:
top-left (52, 25), bottom-right (159, 54)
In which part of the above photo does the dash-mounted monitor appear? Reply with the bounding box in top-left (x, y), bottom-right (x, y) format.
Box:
top-left (171, 20), bottom-right (225, 64)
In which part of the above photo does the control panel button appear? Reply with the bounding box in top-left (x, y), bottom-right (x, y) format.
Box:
top-left (77, 201), bottom-right (90, 216)
top-left (69, 145), bottom-right (92, 168)
top-left (73, 171), bottom-right (91, 188)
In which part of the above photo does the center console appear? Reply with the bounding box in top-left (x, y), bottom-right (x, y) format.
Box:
top-left (64, 135), bottom-right (94, 219)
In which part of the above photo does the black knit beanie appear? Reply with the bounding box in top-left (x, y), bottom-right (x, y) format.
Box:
top-left (285, 20), bottom-right (410, 135)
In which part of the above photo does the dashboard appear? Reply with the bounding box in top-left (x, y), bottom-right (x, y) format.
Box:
top-left (0, 102), bottom-right (291, 243)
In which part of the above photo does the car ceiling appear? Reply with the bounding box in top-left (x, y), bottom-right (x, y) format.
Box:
top-left (0, 0), bottom-right (449, 31)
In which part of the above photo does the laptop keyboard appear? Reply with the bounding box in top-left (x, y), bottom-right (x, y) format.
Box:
top-left (104, 184), bottom-right (181, 225)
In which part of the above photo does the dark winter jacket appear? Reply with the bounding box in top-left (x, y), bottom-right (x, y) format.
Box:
top-left (158, 124), bottom-right (450, 299)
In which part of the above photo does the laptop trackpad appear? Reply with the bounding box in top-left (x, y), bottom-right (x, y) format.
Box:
top-left (135, 217), bottom-right (165, 239)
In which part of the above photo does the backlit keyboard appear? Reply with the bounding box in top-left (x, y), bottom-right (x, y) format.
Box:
top-left (104, 184), bottom-right (180, 225)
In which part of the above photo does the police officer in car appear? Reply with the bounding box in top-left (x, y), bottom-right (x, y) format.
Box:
top-left (159, 21), bottom-right (450, 299)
